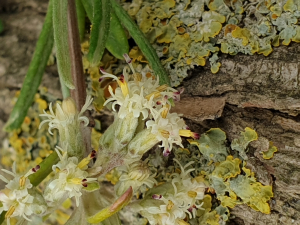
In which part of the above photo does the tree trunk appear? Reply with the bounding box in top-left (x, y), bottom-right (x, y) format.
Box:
top-left (1, 0), bottom-right (300, 224)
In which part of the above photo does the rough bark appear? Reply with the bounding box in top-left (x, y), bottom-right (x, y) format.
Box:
top-left (175, 43), bottom-right (300, 224)
top-left (1, 0), bottom-right (300, 224)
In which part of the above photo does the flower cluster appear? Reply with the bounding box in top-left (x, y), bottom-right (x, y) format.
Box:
top-left (100, 54), bottom-right (199, 156)
top-left (0, 164), bottom-right (46, 224)
top-left (115, 160), bottom-right (157, 196)
top-left (132, 160), bottom-right (206, 225)
top-left (44, 147), bottom-right (98, 207)
top-left (39, 95), bottom-right (93, 157)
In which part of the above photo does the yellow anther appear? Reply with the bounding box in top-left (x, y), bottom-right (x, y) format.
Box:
top-left (5, 205), bottom-right (16, 218)
top-left (161, 105), bottom-right (170, 118)
top-left (156, 84), bottom-right (169, 92)
top-left (146, 91), bottom-right (161, 100)
top-left (77, 158), bottom-right (90, 170)
top-left (159, 129), bottom-right (170, 138)
top-left (19, 176), bottom-right (26, 188)
top-left (167, 200), bottom-right (174, 210)
top-left (69, 178), bottom-right (82, 185)
top-left (188, 191), bottom-right (197, 198)
top-left (117, 79), bottom-right (129, 97)
top-left (179, 130), bottom-right (193, 137)
top-left (55, 168), bottom-right (60, 173)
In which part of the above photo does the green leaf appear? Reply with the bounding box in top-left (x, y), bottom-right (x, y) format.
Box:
top-left (87, 0), bottom-right (111, 67)
top-left (81, 0), bottom-right (93, 21)
top-left (4, 0), bottom-right (54, 132)
top-left (87, 187), bottom-right (132, 224)
top-left (110, 0), bottom-right (170, 86)
top-left (53, 0), bottom-right (75, 89)
top-left (81, 0), bottom-right (129, 59)
top-left (76, 0), bottom-right (86, 42)
top-left (105, 12), bottom-right (129, 59)
top-left (28, 151), bottom-right (60, 186)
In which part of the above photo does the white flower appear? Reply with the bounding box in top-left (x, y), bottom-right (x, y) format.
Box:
top-left (39, 95), bottom-right (93, 135)
top-left (99, 54), bottom-right (180, 120)
top-left (44, 147), bottom-right (97, 207)
top-left (138, 197), bottom-right (187, 225)
top-left (0, 163), bottom-right (44, 224)
top-left (170, 159), bottom-right (206, 211)
top-left (115, 160), bottom-right (157, 196)
top-left (146, 110), bottom-right (199, 155)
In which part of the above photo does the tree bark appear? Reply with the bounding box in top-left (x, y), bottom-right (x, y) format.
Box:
top-left (1, 0), bottom-right (300, 224)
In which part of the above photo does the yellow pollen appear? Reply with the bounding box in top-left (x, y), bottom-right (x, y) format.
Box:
top-left (5, 205), bottom-right (16, 218)
top-left (156, 84), bottom-right (169, 92)
top-left (146, 91), bottom-right (161, 100)
top-left (19, 176), bottom-right (26, 188)
top-left (167, 200), bottom-right (174, 210)
top-left (188, 191), bottom-right (197, 198)
top-left (78, 158), bottom-right (90, 170)
top-left (159, 129), bottom-right (170, 138)
top-left (117, 80), bottom-right (129, 97)
top-left (55, 168), bottom-right (60, 173)
top-left (69, 178), bottom-right (82, 184)
top-left (179, 130), bottom-right (193, 137)
top-left (161, 105), bottom-right (170, 118)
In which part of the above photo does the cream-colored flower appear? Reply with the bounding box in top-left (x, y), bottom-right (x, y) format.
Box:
top-left (44, 147), bottom-right (97, 207)
top-left (115, 160), bottom-right (157, 196)
top-left (146, 110), bottom-right (199, 155)
top-left (39, 95), bottom-right (93, 135)
top-left (0, 163), bottom-right (45, 224)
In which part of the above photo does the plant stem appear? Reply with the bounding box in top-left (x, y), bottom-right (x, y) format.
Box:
top-left (67, 0), bottom-right (92, 155)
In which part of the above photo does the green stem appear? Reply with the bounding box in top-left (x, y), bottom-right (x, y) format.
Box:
top-left (4, 0), bottom-right (54, 132)
top-left (110, 0), bottom-right (170, 86)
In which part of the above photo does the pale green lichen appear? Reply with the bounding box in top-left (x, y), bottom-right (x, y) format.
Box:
top-left (122, 0), bottom-right (300, 86)
top-left (146, 127), bottom-right (276, 224)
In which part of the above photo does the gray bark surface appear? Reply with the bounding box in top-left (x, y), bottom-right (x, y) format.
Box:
top-left (177, 43), bottom-right (300, 224)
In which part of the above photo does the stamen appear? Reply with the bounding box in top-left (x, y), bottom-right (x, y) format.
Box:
top-left (5, 205), bottom-right (16, 218)
top-left (19, 176), bottom-right (26, 188)
top-left (188, 191), bottom-right (197, 198)
top-left (32, 165), bottom-right (40, 173)
top-left (146, 91), bottom-right (161, 100)
top-left (161, 105), bottom-right (170, 118)
top-left (156, 84), bottom-right (169, 92)
top-left (152, 194), bottom-right (162, 199)
top-left (163, 149), bottom-right (171, 157)
top-left (123, 54), bottom-right (136, 75)
top-left (78, 150), bottom-right (97, 169)
top-left (69, 178), bottom-right (82, 185)
top-left (179, 130), bottom-right (200, 139)
top-left (167, 200), bottom-right (174, 210)
top-left (159, 129), bottom-right (170, 138)
top-left (117, 75), bottom-right (129, 97)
